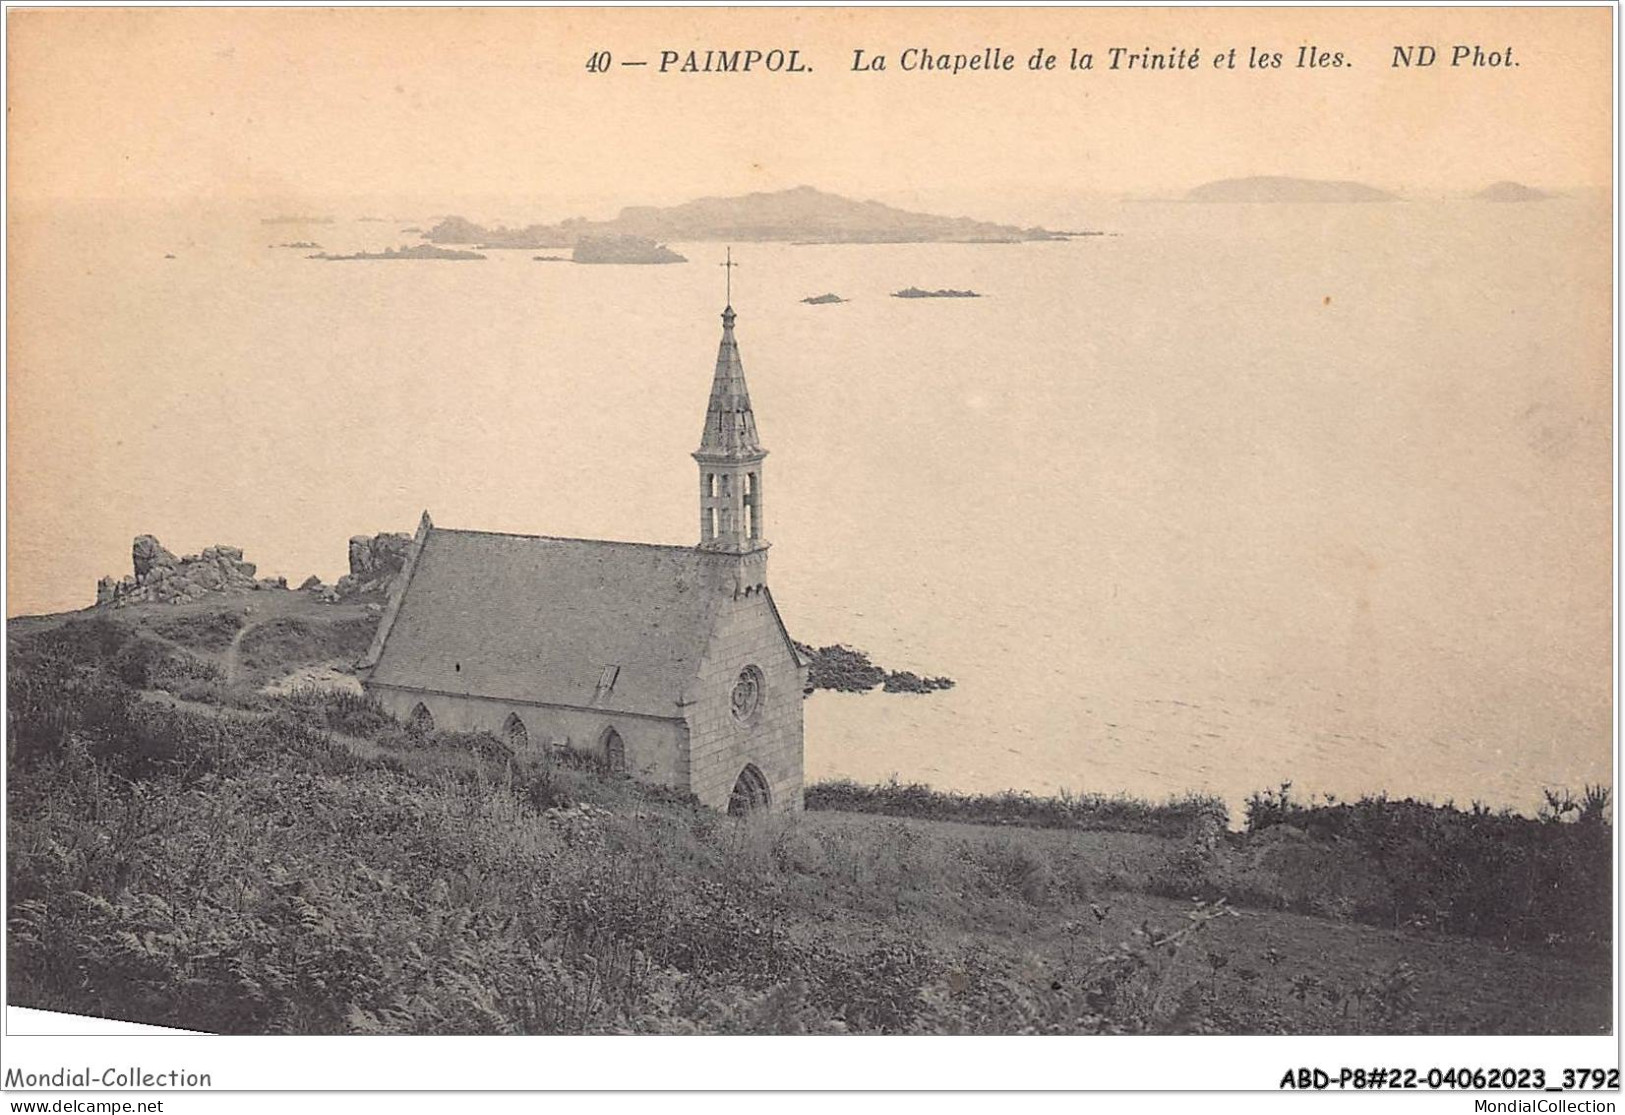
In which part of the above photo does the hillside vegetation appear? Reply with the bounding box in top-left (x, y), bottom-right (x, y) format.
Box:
top-left (5, 608), bottom-right (1611, 1034)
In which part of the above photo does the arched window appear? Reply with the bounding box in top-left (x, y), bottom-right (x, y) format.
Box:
top-left (408, 702), bottom-right (435, 734)
top-left (603, 727), bottom-right (627, 773)
top-left (728, 764), bottom-right (772, 816)
top-left (745, 472), bottom-right (759, 539)
top-left (503, 713), bottom-right (529, 751)
top-left (702, 474), bottom-right (718, 543)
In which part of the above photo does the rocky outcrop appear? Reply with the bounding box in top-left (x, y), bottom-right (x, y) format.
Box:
top-left (131, 535), bottom-right (176, 580)
top-left (97, 536), bottom-right (287, 607)
top-left (793, 641), bottom-right (956, 697)
top-left (94, 531), bottom-right (413, 609)
top-left (333, 533), bottom-right (411, 599)
top-left (298, 574), bottom-right (343, 602)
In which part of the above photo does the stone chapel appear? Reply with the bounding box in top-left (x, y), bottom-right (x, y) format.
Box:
top-left (356, 299), bottom-right (805, 813)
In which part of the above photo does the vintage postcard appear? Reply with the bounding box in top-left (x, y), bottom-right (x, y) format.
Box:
top-left (1, 2), bottom-right (1616, 1101)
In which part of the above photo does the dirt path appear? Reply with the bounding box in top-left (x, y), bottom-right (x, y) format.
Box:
top-left (221, 618), bottom-right (262, 685)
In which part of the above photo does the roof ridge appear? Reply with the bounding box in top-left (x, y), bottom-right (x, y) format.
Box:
top-left (432, 527), bottom-right (699, 554)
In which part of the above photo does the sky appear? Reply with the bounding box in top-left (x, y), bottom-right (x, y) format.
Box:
top-left (6, 6), bottom-right (1614, 218)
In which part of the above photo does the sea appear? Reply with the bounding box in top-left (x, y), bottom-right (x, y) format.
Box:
top-left (7, 195), bottom-right (1613, 819)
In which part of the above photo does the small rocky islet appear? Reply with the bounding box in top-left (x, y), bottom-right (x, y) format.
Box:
top-left (793, 641), bottom-right (954, 696)
top-left (892, 286), bottom-right (980, 299)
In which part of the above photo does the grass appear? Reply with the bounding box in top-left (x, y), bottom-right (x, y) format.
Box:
top-left (807, 778), bottom-right (1227, 840)
top-left (4, 607), bottom-right (1614, 1035)
top-left (236, 615), bottom-right (378, 685)
top-left (138, 610), bottom-right (246, 654)
top-left (809, 776), bottom-right (1612, 954)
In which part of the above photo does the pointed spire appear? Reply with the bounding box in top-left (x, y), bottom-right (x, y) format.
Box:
top-left (696, 302), bottom-right (763, 459)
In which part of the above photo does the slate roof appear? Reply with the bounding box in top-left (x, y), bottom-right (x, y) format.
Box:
top-left (365, 527), bottom-right (720, 719)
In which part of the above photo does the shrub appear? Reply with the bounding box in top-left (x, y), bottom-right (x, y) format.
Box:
top-left (280, 686), bottom-right (396, 739)
top-left (8, 654), bottom-right (136, 766)
top-left (1241, 784), bottom-right (1612, 949)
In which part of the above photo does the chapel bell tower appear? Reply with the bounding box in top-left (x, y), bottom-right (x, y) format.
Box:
top-left (694, 278), bottom-right (769, 594)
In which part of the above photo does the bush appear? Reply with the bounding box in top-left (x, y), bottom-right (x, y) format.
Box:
top-left (280, 686), bottom-right (396, 739)
top-left (1241, 782), bottom-right (1612, 949)
top-left (8, 654), bottom-right (137, 766)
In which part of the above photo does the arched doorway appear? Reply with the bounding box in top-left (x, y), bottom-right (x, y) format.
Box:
top-left (503, 713), bottom-right (529, 751)
top-left (603, 727), bottom-right (627, 773)
top-left (408, 702), bottom-right (435, 734)
top-left (728, 763), bottom-right (772, 816)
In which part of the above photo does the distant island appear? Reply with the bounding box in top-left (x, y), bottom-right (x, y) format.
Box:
top-left (273, 241), bottom-right (322, 249)
top-left (1187, 176), bottom-right (1396, 203)
top-left (1475, 181), bottom-right (1548, 202)
top-left (893, 287), bottom-right (980, 299)
top-left (423, 185), bottom-right (1063, 248)
top-left (802, 293), bottom-right (847, 305)
top-left (309, 245), bottom-right (486, 261)
top-left (532, 255), bottom-right (568, 263)
top-left (428, 216), bottom-right (565, 249)
top-left (571, 235), bottom-right (686, 265)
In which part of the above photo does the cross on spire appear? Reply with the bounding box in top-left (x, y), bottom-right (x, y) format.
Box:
top-left (720, 246), bottom-right (738, 308)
